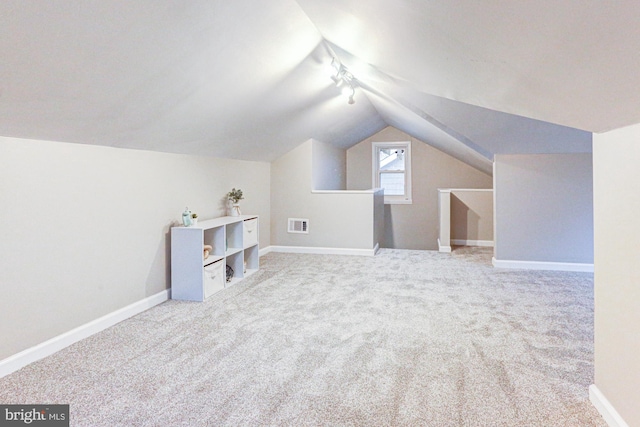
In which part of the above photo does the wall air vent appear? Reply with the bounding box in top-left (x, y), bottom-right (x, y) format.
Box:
top-left (288, 218), bottom-right (309, 234)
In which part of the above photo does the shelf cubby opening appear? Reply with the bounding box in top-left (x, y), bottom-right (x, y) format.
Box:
top-left (204, 226), bottom-right (225, 257)
top-left (226, 221), bottom-right (243, 253)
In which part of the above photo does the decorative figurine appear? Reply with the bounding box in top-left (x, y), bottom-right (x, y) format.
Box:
top-left (182, 207), bottom-right (192, 227)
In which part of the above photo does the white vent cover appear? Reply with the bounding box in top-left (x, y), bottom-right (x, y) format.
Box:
top-left (288, 218), bottom-right (309, 234)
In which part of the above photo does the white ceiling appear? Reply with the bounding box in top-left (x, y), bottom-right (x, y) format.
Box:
top-left (2, 0), bottom-right (635, 173)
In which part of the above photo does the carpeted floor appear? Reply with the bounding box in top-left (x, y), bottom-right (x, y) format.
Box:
top-left (0, 247), bottom-right (606, 426)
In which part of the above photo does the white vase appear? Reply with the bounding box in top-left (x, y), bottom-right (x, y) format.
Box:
top-left (230, 204), bottom-right (241, 217)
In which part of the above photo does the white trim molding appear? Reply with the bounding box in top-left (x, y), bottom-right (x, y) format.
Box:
top-left (268, 245), bottom-right (378, 257)
top-left (451, 239), bottom-right (494, 247)
top-left (439, 188), bottom-right (493, 193)
top-left (259, 246), bottom-right (273, 257)
top-left (589, 384), bottom-right (630, 427)
top-left (492, 257), bottom-right (594, 272)
top-left (437, 238), bottom-right (452, 253)
top-left (311, 188), bottom-right (382, 194)
top-left (372, 141), bottom-right (412, 205)
top-left (0, 289), bottom-right (170, 378)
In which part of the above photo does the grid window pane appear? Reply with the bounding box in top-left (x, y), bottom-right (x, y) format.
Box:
top-left (380, 172), bottom-right (405, 195)
top-left (379, 149), bottom-right (405, 171)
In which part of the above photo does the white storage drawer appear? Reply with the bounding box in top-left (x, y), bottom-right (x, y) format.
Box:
top-left (243, 218), bottom-right (258, 247)
top-left (203, 260), bottom-right (225, 298)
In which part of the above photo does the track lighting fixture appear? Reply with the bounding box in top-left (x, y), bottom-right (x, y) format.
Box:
top-left (343, 84), bottom-right (355, 104)
top-left (329, 58), bottom-right (356, 105)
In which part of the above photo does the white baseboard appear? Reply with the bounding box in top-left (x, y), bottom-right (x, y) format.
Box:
top-left (589, 384), bottom-right (629, 427)
top-left (259, 246), bottom-right (273, 257)
top-left (268, 245), bottom-right (378, 256)
top-left (451, 239), bottom-right (494, 247)
top-left (437, 238), bottom-right (451, 253)
top-left (0, 289), bottom-right (170, 378)
top-left (492, 257), bottom-right (594, 272)
top-left (260, 245), bottom-right (382, 256)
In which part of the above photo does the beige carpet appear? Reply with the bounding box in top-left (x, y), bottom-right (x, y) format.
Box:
top-left (0, 247), bottom-right (606, 426)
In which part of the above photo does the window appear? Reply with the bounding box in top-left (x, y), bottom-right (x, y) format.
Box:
top-left (373, 141), bottom-right (412, 204)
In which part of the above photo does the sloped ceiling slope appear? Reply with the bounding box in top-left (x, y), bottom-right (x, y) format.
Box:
top-left (2, 0), bottom-right (634, 170)
top-left (0, 1), bottom-right (386, 161)
top-left (299, 0), bottom-right (640, 132)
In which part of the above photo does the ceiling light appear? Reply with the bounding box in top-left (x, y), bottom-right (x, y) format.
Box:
top-left (327, 58), bottom-right (341, 84)
top-left (329, 57), bottom-right (357, 105)
top-left (341, 84), bottom-right (356, 104)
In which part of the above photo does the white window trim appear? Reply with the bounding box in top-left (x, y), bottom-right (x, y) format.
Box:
top-left (372, 141), bottom-right (412, 204)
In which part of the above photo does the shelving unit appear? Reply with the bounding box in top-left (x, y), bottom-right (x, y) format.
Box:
top-left (171, 215), bottom-right (259, 301)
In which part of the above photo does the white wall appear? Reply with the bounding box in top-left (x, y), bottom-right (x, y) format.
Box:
top-left (0, 136), bottom-right (270, 361)
top-left (493, 153), bottom-right (593, 264)
top-left (592, 124), bottom-right (640, 426)
top-left (347, 127), bottom-right (493, 250)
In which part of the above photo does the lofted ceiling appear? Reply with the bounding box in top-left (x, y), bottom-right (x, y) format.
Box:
top-left (2, 1), bottom-right (637, 174)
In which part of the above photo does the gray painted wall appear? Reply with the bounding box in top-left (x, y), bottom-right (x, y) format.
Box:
top-left (270, 139), bottom-right (381, 250)
top-left (373, 188), bottom-right (385, 249)
top-left (347, 127), bottom-right (493, 250)
top-left (0, 136), bottom-right (271, 360)
top-left (493, 153), bottom-right (593, 264)
top-left (450, 190), bottom-right (493, 242)
top-left (312, 140), bottom-right (346, 190)
top-left (593, 124), bottom-right (640, 426)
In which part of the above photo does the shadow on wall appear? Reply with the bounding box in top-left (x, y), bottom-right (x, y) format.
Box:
top-left (145, 220), bottom-right (180, 297)
top-left (218, 196), bottom-right (229, 215)
top-left (383, 204), bottom-right (394, 248)
top-left (451, 195), bottom-right (481, 241)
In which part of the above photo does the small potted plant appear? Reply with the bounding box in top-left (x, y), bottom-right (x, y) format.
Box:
top-left (191, 212), bottom-right (198, 226)
top-left (227, 188), bottom-right (244, 216)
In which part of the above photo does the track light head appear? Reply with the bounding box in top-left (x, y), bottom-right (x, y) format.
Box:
top-left (329, 57), bottom-right (357, 105)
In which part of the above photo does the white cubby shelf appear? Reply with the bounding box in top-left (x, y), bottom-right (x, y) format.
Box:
top-left (170, 215), bottom-right (259, 301)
